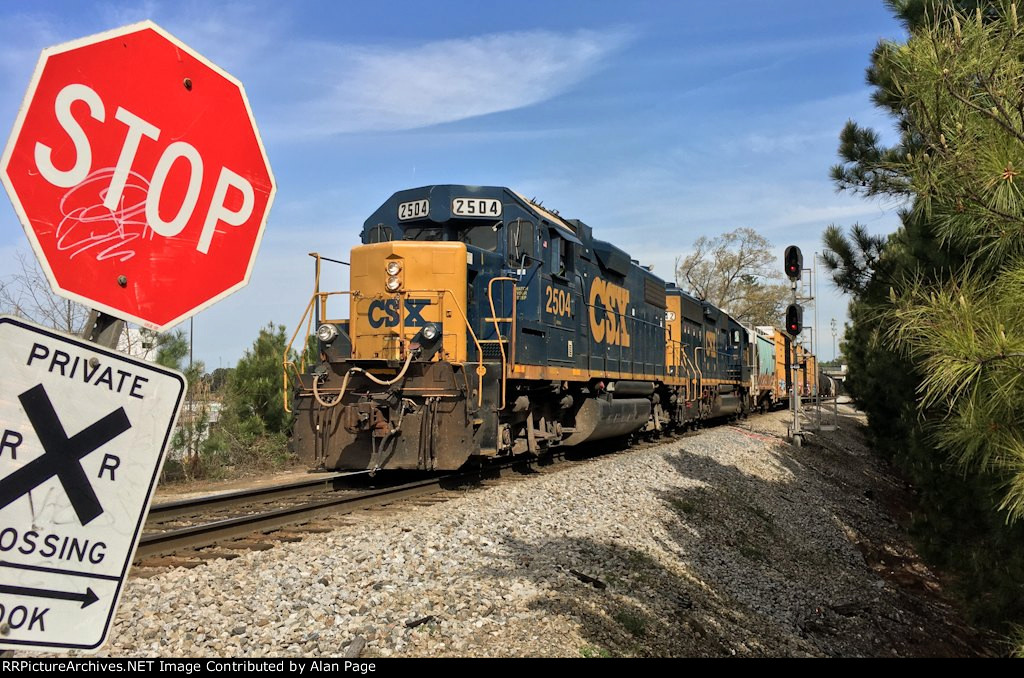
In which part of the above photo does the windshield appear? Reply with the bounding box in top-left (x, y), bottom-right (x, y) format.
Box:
top-left (463, 225), bottom-right (499, 251)
top-left (396, 223), bottom-right (500, 251)
top-left (401, 226), bottom-right (444, 241)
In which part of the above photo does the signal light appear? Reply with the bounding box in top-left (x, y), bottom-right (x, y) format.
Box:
top-left (784, 246), bottom-right (803, 281)
top-left (786, 304), bottom-right (803, 335)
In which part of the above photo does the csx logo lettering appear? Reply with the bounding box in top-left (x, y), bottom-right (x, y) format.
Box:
top-left (704, 330), bottom-right (717, 358)
top-left (367, 299), bottom-right (432, 328)
top-left (589, 278), bottom-right (631, 346)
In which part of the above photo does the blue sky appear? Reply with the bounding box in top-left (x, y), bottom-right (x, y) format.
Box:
top-left (0, 1), bottom-right (907, 366)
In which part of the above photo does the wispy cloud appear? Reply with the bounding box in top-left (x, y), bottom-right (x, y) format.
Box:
top-left (652, 31), bottom-right (892, 72)
top-left (733, 131), bottom-right (836, 155)
top-left (264, 28), bottom-right (633, 138)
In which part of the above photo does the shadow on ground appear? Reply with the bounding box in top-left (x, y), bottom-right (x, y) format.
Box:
top-left (480, 410), bottom-right (990, 657)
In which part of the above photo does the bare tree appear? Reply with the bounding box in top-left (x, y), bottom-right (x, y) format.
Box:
top-left (1, 248), bottom-right (165, 367)
top-left (675, 227), bottom-right (791, 327)
top-left (0, 250), bottom-right (90, 333)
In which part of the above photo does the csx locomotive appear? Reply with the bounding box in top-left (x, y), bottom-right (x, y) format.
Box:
top-left (285, 185), bottom-right (815, 471)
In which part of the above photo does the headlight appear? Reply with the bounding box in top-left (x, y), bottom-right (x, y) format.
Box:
top-left (385, 261), bottom-right (402, 275)
top-left (421, 324), bottom-right (438, 341)
top-left (385, 276), bottom-right (402, 292)
top-left (317, 323), bottom-right (339, 343)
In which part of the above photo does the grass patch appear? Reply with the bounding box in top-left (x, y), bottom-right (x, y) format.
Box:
top-left (579, 646), bottom-right (613, 658)
top-left (669, 497), bottom-right (699, 514)
top-left (613, 610), bottom-right (649, 638)
top-left (738, 542), bottom-right (766, 562)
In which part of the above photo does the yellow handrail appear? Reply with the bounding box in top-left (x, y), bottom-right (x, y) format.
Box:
top-left (283, 290), bottom-right (355, 413)
top-left (683, 346), bottom-right (696, 402)
top-left (287, 276), bottom-right (508, 414)
top-left (487, 276), bottom-right (517, 410)
top-left (668, 338), bottom-right (692, 402)
top-left (693, 346), bottom-right (704, 404)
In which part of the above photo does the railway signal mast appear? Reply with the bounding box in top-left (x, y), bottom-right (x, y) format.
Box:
top-left (784, 246), bottom-right (806, 446)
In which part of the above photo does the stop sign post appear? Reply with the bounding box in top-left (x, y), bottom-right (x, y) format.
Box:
top-left (1, 21), bottom-right (276, 331)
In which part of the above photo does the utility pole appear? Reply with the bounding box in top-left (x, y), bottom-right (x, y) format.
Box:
top-left (831, 317), bottom-right (837, 363)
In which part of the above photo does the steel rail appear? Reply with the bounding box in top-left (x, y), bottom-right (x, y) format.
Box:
top-left (136, 476), bottom-right (451, 560)
top-left (147, 471), bottom-right (366, 522)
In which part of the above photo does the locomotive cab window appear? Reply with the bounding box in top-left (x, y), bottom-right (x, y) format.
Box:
top-left (549, 232), bottom-right (571, 278)
top-left (366, 224), bottom-right (394, 243)
top-left (509, 219), bottom-right (535, 265)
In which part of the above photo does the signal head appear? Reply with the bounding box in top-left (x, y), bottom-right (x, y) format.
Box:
top-left (784, 246), bottom-right (803, 281)
top-left (786, 304), bottom-right (803, 335)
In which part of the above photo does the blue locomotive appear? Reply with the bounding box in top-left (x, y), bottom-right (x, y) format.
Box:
top-left (286, 185), bottom-right (759, 471)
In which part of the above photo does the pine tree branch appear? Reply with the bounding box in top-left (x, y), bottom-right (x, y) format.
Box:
top-left (944, 82), bottom-right (1024, 145)
top-left (961, 187), bottom-right (1024, 226)
top-left (977, 352), bottom-right (1024, 369)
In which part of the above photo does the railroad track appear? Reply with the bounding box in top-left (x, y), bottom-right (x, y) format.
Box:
top-left (134, 444), bottom-right (620, 567)
top-left (132, 412), bottom-right (793, 569)
top-left (145, 471), bottom-right (361, 523)
top-left (135, 472), bottom-right (458, 564)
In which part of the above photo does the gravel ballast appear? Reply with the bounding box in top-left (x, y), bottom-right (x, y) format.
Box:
top-left (25, 406), bottom-right (984, 657)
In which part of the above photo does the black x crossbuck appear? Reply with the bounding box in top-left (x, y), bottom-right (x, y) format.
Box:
top-left (0, 384), bottom-right (131, 525)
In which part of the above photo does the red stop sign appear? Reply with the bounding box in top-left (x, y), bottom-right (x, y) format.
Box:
top-left (0, 21), bottom-right (276, 331)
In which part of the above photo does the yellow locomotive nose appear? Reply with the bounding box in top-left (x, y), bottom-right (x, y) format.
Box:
top-left (349, 241), bottom-right (469, 363)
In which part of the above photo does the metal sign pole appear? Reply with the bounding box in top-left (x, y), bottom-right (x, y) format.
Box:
top-left (81, 309), bottom-right (125, 350)
top-left (793, 338), bottom-right (801, 445)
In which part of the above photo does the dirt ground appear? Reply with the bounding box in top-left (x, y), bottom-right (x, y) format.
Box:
top-left (147, 403), bottom-right (1000, 656)
top-left (745, 404), bottom-right (997, 656)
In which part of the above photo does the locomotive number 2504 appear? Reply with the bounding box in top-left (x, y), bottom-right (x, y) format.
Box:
top-left (545, 286), bottom-right (572, 317)
top-left (398, 199), bottom-right (429, 221)
top-left (452, 197), bottom-right (501, 218)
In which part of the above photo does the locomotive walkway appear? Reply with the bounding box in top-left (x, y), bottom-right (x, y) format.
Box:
top-left (20, 407), bottom-right (989, 657)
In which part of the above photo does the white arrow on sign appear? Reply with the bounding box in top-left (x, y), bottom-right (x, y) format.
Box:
top-left (0, 316), bottom-right (184, 652)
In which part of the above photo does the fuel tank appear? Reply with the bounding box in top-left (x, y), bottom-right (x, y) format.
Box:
top-left (710, 385), bottom-right (743, 417)
top-left (561, 396), bottom-right (651, 446)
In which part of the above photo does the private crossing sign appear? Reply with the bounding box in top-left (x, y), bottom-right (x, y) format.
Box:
top-left (0, 316), bottom-right (184, 651)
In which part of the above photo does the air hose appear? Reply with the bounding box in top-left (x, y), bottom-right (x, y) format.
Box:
top-left (311, 349), bottom-right (416, 408)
